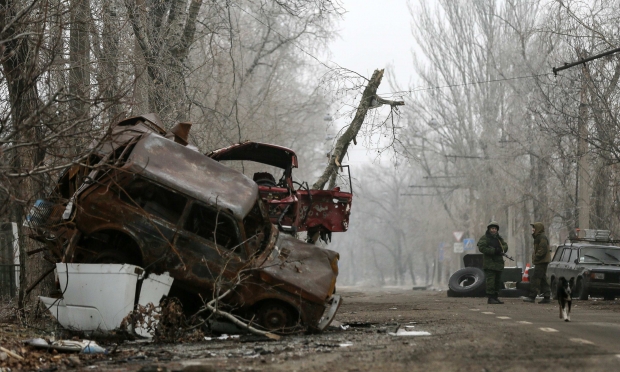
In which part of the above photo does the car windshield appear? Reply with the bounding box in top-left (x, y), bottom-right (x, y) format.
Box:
top-left (579, 247), bottom-right (620, 264)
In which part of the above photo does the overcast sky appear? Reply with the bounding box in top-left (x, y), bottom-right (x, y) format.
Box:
top-left (324, 0), bottom-right (417, 165)
top-left (329, 0), bottom-right (417, 95)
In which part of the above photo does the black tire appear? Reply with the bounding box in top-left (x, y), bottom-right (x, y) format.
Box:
top-left (92, 249), bottom-right (133, 264)
top-left (446, 288), bottom-right (482, 298)
top-left (499, 288), bottom-right (529, 298)
top-left (448, 267), bottom-right (486, 296)
top-left (575, 278), bottom-right (589, 301)
top-left (516, 281), bottom-right (531, 292)
top-left (550, 278), bottom-right (557, 300)
top-left (256, 301), bottom-right (296, 332)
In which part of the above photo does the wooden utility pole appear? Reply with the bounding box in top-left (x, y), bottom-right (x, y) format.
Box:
top-left (577, 71), bottom-right (590, 233)
top-left (313, 69), bottom-right (404, 190)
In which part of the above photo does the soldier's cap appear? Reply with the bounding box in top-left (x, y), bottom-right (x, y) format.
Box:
top-left (487, 221), bottom-right (500, 230)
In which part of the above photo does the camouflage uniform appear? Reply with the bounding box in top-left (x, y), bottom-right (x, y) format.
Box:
top-left (477, 221), bottom-right (508, 304)
top-left (526, 222), bottom-right (551, 302)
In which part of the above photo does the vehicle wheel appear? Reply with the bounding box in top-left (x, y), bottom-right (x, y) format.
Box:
top-left (448, 267), bottom-right (486, 296)
top-left (550, 278), bottom-right (557, 300)
top-left (92, 249), bottom-right (133, 264)
top-left (257, 302), bottom-right (296, 332)
top-left (516, 281), bottom-right (531, 292)
top-left (575, 278), bottom-right (589, 301)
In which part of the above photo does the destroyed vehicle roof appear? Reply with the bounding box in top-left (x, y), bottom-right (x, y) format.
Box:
top-left (127, 133), bottom-right (258, 219)
top-left (89, 114), bottom-right (168, 156)
top-left (207, 141), bottom-right (298, 169)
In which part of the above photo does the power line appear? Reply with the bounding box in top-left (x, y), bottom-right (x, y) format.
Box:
top-left (386, 72), bottom-right (552, 95)
top-left (227, 5), bottom-right (553, 103)
top-left (400, 193), bottom-right (443, 196)
top-left (423, 175), bottom-right (466, 179)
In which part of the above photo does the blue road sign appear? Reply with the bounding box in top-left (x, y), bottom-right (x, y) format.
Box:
top-left (463, 238), bottom-right (475, 252)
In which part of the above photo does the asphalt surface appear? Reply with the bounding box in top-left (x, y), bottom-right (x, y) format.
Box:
top-left (465, 296), bottom-right (620, 356)
top-left (3, 287), bottom-right (620, 371)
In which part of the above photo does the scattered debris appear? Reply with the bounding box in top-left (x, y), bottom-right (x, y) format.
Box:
top-left (388, 328), bottom-right (431, 337)
top-left (39, 263), bottom-right (173, 337)
top-left (0, 346), bottom-right (23, 361)
top-left (22, 338), bottom-right (110, 354)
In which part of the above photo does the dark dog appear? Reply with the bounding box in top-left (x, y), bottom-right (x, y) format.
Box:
top-left (557, 277), bottom-right (574, 322)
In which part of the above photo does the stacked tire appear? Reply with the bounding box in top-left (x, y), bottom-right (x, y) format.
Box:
top-left (447, 267), bottom-right (530, 297)
top-left (447, 267), bottom-right (486, 297)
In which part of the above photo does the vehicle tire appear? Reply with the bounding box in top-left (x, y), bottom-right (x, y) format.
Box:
top-left (448, 267), bottom-right (486, 296)
top-left (550, 278), bottom-right (557, 300)
top-left (575, 278), bottom-right (589, 301)
top-left (256, 301), bottom-right (296, 332)
top-left (499, 288), bottom-right (529, 298)
top-left (92, 249), bottom-right (133, 264)
top-left (516, 281), bottom-right (531, 292)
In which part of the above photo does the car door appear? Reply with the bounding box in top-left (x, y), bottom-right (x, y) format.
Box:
top-left (561, 247), bottom-right (579, 281)
top-left (555, 247), bottom-right (573, 280)
top-left (548, 246), bottom-right (565, 282)
top-left (115, 176), bottom-right (187, 259)
top-left (172, 201), bottom-right (248, 293)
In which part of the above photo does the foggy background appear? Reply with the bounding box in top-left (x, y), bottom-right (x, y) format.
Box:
top-left (3, 0), bottom-right (620, 294)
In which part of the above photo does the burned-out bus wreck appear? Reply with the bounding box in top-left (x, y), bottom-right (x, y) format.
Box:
top-left (26, 114), bottom-right (342, 333)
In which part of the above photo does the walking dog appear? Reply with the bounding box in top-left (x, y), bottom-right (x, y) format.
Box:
top-left (557, 277), bottom-right (574, 322)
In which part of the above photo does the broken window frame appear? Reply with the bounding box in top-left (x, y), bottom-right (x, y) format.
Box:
top-left (118, 175), bottom-right (188, 226)
top-left (181, 201), bottom-right (244, 257)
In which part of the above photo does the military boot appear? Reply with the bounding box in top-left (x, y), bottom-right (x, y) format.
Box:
top-left (493, 296), bottom-right (504, 304)
top-left (538, 297), bottom-right (551, 304)
top-left (488, 297), bottom-right (502, 304)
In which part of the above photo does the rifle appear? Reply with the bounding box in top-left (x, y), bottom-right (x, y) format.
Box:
top-left (502, 253), bottom-right (514, 261)
top-left (498, 240), bottom-right (514, 261)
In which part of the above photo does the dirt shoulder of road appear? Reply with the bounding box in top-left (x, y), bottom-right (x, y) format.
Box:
top-left (2, 287), bottom-right (620, 371)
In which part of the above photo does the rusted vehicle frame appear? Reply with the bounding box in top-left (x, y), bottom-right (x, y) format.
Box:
top-left (26, 114), bottom-right (341, 332)
top-left (207, 141), bottom-right (353, 242)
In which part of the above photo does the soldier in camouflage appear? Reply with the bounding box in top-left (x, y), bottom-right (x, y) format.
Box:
top-left (477, 221), bottom-right (508, 304)
top-left (523, 222), bottom-right (551, 303)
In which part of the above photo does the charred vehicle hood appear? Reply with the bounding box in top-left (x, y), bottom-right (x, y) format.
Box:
top-left (258, 233), bottom-right (338, 304)
top-left (207, 141), bottom-right (298, 169)
top-left (126, 134), bottom-right (259, 219)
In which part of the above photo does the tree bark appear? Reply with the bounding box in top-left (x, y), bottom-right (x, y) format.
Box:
top-left (313, 69), bottom-right (384, 190)
top-left (69, 0), bottom-right (91, 137)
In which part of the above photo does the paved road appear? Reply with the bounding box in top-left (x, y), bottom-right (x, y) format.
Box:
top-left (464, 297), bottom-right (620, 356)
top-left (9, 287), bottom-right (617, 371)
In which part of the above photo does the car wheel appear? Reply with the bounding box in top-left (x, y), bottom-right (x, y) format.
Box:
top-left (550, 278), bottom-right (557, 300)
top-left (575, 278), bottom-right (589, 301)
top-left (448, 267), bottom-right (486, 296)
top-left (257, 301), bottom-right (296, 332)
top-left (92, 249), bottom-right (133, 264)
top-left (516, 281), bottom-right (531, 292)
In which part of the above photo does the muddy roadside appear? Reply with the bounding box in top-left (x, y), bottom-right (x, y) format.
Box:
top-left (2, 287), bottom-right (620, 371)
